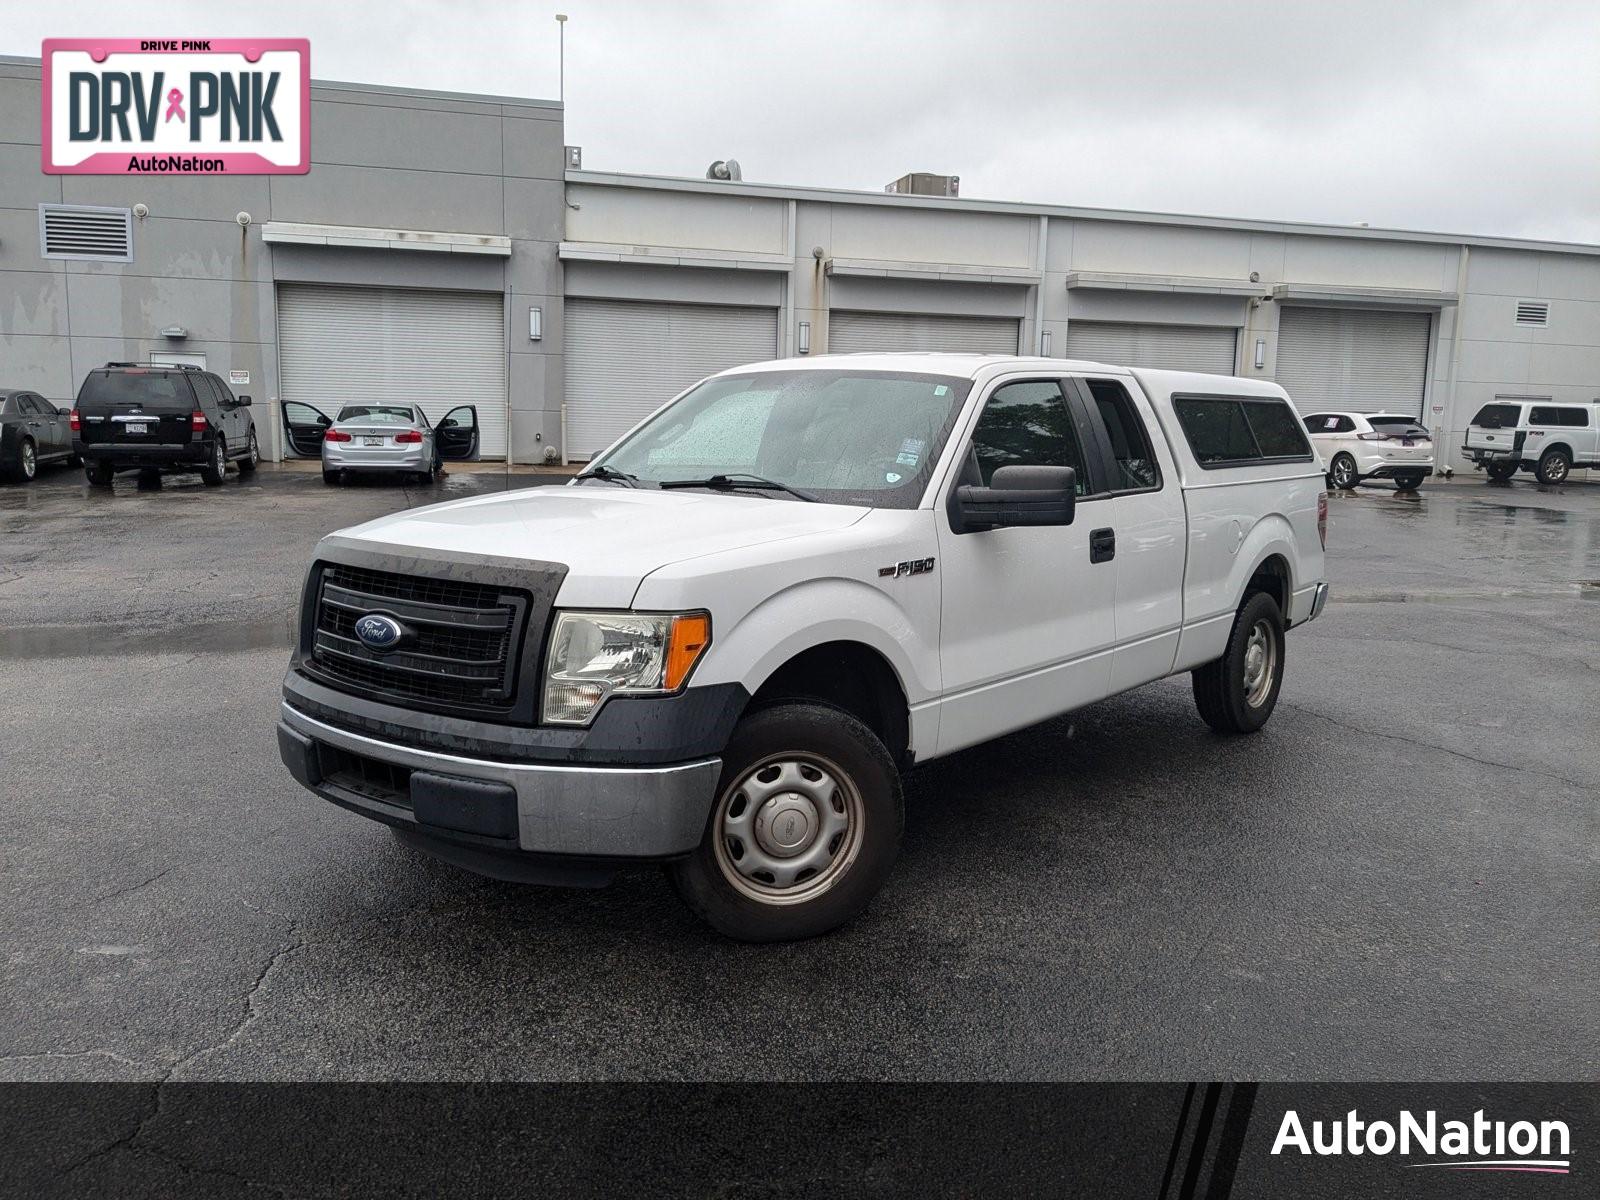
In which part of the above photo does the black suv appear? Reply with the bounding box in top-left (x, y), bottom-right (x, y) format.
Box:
top-left (73, 363), bottom-right (259, 487)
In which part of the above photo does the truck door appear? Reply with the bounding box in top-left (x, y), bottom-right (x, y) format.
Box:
top-left (933, 377), bottom-right (1116, 755)
top-left (1070, 377), bottom-right (1187, 693)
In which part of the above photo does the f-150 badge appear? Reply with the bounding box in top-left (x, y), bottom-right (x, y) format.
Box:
top-left (878, 558), bottom-right (935, 579)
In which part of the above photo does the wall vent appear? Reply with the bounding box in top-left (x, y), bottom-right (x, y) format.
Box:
top-left (1515, 300), bottom-right (1550, 326)
top-left (39, 204), bottom-right (134, 261)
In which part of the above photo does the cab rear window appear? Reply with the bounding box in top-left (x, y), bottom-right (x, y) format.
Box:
top-left (1172, 395), bottom-right (1314, 467)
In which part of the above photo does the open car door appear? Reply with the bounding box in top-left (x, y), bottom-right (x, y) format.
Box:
top-left (436, 405), bottom-right (480, 461)
top-left (282, 401), bottom-right (333, 457)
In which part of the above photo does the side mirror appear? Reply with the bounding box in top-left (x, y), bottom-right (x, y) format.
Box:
top-left (237, 396), bottom-right (252, 406)
top-left (952, 464), bottom-right (1076, 534)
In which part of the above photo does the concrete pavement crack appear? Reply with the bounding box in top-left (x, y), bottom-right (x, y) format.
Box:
top-left (1281, 700), bottom-right (1596, 791)
top-left (89, 867), bottom-right (172, 905)
top-left (0, 1048), bottom-right (153, 1070)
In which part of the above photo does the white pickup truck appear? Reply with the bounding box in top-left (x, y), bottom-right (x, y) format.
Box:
top-left (278, 354), bottom-right (1329, 941)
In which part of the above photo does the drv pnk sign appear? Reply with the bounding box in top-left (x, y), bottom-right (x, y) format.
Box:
top-left (42, 39), bottom-right (310, 175)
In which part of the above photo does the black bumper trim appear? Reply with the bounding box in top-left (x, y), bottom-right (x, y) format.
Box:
top-left (282, 668), bottom-right (748, 766)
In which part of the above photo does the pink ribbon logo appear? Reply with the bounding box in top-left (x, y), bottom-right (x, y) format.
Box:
top-left (164, 88), bottom-right (185, 123)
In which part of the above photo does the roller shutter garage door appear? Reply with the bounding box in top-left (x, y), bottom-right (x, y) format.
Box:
top-left (828, 311), bottom-right (1020, 354)
top-left (1065, 321), bottom-right (1238, 374)
top-left (564, 299), bottom-right (778, 459)
top-left (1275, 306), bottom-right (1431, 416)
top-left (277, 284), bottom-right (508, 457)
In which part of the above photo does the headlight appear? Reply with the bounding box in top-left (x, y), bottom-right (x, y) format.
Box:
top-left (542, 610), bottom-right (711, 726)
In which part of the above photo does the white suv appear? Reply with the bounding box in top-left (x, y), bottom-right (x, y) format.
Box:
top-left (1463, 400), bottom-right (1600, 484)
top-left (1301, 411), bottom-right (1434, 491)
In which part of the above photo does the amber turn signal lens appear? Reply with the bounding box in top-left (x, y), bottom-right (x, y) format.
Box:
top-left (664, 613), bottom-right (711, 690)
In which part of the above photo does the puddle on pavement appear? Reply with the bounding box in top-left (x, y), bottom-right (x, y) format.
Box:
top-left (0, 614), bottom-right (297, 660)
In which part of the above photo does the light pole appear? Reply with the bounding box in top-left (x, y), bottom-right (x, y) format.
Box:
top-left (556, 13), bottom-right (567, 107)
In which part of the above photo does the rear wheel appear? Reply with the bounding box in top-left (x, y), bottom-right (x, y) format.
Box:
top-left (1485, 461), bottom-right (1518, 482)
top-left (200, 437), bottom-right (227, 486)
top-left (322, 468), bottom-right (341, 486)
top-left (667, 702), bottom-right (903, 942)
top-left (85, 459), bottom-right (115, 487)
top-left (1192, 591), bottom-right (1286, 735)
top-left (414, 469), bottom-right (435, 486)
top-left (1392, 471), bottom-right (1425, 491)
top-left (1535, 448), bottom-right (1571, 485)
top-left (237, 428), bottom-right (259, 474)
top-left (1329, 453), bottom-right (1359, 490)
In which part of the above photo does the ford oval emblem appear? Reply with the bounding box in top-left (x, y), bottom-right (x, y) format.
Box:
top-left (354, 613), bottom-right (406, 650)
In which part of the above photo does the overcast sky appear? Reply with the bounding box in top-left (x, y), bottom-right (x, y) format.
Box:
top-left (10, 0), bottom-right (1600, 242)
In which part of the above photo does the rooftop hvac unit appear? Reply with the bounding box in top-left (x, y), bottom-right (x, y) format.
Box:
top-left (885, 172), bottom-right (960, 198)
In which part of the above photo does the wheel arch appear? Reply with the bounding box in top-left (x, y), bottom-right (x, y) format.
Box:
top-left (745, 640), bottom-right (913, 768)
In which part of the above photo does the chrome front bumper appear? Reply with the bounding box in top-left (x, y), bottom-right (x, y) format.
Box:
top-left (278, 702), bottom-right (721, 860)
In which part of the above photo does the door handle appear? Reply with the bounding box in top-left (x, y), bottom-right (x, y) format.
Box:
top-left (1090, 527), bottom-right (1116, 564)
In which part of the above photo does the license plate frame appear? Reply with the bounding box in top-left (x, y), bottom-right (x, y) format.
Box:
top-left (125, 422), bottom-right (148, 435)
top-left (362, 436), bottom-right (385, 447)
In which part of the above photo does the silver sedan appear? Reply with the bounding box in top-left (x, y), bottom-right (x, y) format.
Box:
top-left (321, 404), bottom-right (438, 486)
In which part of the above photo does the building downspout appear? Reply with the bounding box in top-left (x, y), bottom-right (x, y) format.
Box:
top-left (1441, 244), bottom-right (1469, 476)
top-left (1034, 215), bottom-right (1049, 354)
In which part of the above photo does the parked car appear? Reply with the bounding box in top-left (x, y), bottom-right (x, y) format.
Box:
top-left (1301, 410), bottom-right (1434, 490)
top-left (1462, 400), bottom-right (1600, 484)
top-left (280, 401), bottom-right (481, 485)
top-left (277, 355), bottom-right (1329, 941)
top-left (72, 363), bottom-right (259, 487)
top-left (1, 389), bottom-right (76, 483)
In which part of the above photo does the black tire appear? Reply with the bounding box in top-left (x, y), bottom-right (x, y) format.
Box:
top-left (415, 469), bottom-right (435, 486)
top-left (1192, 591), bottom-right (1286, 735)
top-left (200, 437), bottom-right (227, 486)
top-left (85, 459), bottom-right (115, 488)
top-left (667, 702), bottom-right (903, 942)
top-left (5, 438), bottom-right (38, 483)
top-left (237, 428), bottom-right (259, 474)
top-left (1392, 472), bottom-right (1425, 491)
top-left (1535, 448), bottom-right (1571, 486)
top-left (1329, 453), bottom-right (1359, 490)
top-left (322, 468), bottom-right (341, 486)
top-left (1485, 461), bottom-right (1517, 482)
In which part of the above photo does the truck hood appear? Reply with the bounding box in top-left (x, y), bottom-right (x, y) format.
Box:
top-left (330, 483), bottom-right (871, 605)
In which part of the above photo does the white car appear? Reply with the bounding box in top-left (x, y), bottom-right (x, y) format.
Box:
top-left (278, 355), bottom-right (1328, 941)
top-left (1301, 411), bottom-right (1434, 491)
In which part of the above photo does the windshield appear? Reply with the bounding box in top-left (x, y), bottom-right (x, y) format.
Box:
top-left (338, 405), bottom-right (417, 423)
top-left (592, 369), bottom-right (974, 507)
top-left (1366, 416), bottom-right (1428, 436)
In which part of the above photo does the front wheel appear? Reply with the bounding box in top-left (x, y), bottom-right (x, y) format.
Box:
top-left (1329, 453), bottom-right (1359, 490)
top-left (1392, 471), bottom-right (1425, 491)
top-left (1192, 591), bottom-right (1286, 735)
top-left (1535, 448), bottom-right (1571, 485)
top-left (200, 437), bottom-right (227, 486)
top-left (667, 702), bottom-right (903, 942)
top-left (237, 428), bottom-right (259, 474)
top-left (1485, 461), bottom-right (1518, 482)
top-left (5, 438), bottom-right (38, 483)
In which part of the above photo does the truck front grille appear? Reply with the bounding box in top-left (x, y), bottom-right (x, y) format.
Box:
top-left (308, 563), bottom-right (531, 717)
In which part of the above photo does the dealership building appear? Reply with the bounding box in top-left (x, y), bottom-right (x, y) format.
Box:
top-left (5, 53), bottom-right (1599, 470)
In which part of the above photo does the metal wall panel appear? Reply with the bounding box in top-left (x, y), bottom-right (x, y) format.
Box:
top-left (1275, 306), bottom-right (1431, 415)
top-left (1065, 321), bottom-right (1238, 374)
top-left (277, 283), bottom-right (508, 457)
top-left (828, 310), bottom-right (1020, 354)
top-left (563, 298), bottom-right (779, 459)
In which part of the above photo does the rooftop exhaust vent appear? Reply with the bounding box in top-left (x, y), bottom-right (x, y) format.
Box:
top-left (885, 172), bottom-right (960, 198)
top-left (705, 159), bottom-right (743, 181)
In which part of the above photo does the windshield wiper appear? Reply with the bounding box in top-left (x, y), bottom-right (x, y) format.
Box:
top-left (574, 464), bottom-right (640, 488)
top-left (657, 473), bottom-right (819, 503)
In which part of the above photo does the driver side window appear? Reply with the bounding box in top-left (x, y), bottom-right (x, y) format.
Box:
top-left (967, 380), bottom-right (1089, 494)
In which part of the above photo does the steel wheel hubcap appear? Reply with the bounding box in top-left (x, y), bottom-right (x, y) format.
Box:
top-left (1242, 620), bottom-right (1277, 708)
top-left (713, 754), bottom-right (863, 905)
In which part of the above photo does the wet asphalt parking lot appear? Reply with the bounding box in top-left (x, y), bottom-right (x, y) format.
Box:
top-left (1, 462), bottom-right (1596, 1082)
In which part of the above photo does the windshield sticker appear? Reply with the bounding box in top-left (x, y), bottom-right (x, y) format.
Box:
top-left (886, 471), bottom-right (902, 483)
top-left (934, 385), bottom-right (949, 396)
